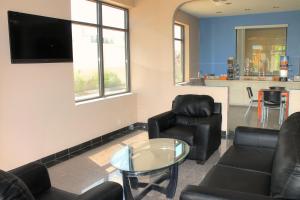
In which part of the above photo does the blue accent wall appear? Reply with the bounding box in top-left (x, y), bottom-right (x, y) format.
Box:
top-left (199, 11), bottom-right (300, 76)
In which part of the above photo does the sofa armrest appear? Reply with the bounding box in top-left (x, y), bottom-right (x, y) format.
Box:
top-left (148, 111), bottom-right (176, 138)
top-left (77, 181), bottom-right (123, 200)
top-left (234, 126), bottom-right (279, 149)
top-left (9, 162), bottom-right (51, 197)
top-left (180, 185), bottom-right (274, 200)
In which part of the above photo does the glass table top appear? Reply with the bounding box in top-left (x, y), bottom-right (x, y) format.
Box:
top-left (110, 138), bottom-right (190, 173)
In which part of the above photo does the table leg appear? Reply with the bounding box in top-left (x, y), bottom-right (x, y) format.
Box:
top-left (166, 164), bottom-right (178, 199)
top-left (122, 172), bottom-right (135, 200)
top-left (258, 91), bottom-right (263, 122)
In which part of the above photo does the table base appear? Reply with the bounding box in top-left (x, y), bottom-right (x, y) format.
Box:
top-left (122, 164), bottom-right (178, 200)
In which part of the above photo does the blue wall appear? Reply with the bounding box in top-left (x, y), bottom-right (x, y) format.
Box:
top-left (199, 11), bottom-right (300, 76)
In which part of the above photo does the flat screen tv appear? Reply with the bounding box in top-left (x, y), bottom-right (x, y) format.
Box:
top-left (8, 11), bottom-right (73, 63)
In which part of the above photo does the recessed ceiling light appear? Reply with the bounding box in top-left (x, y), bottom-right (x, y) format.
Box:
top-left (244, 8), bottom-right (252, 11)
top-left (273, 6), bottom-right (280, 9)
top-left (225, 2), bottom-right (232, 5)
top-left (216, 11), bottom-right (223, 14)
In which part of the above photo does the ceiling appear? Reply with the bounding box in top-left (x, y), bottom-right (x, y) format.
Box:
top-left (179, 0), bottom-right (300, 18)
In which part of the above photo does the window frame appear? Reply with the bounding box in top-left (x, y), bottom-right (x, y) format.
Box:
top-left (235, 24), bottom-right (288, 77)
top-left (173, 23), bottom-right (185, 84)
top-left (72, 1), bottom-right (130, 102)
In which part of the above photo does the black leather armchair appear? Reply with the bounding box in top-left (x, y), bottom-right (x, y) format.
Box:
top-left (7, 162), bottom-right (123, 200)
top-left (148, 95), bottom-right (222, 163)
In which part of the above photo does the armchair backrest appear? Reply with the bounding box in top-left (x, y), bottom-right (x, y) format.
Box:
top-left (271, 112), bottom-right (300, 199)
top-left (172, 95), bottom-right (215, 117)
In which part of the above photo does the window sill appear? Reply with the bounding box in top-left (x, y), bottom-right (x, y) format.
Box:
top-left (75, 92), bottom-right (134, 106)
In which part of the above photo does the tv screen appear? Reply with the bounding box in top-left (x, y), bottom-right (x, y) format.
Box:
top-left (8, 11), bottom-right (73, 63)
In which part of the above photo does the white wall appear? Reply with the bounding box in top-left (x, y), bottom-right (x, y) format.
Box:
top-left (289, 90), bottom-right (300, 115)
top-left (130, 0), bottom-right (229, 131)
top-left (0, 0), bottom-right (137, 170)
top-left (0, 0), bottom-right (229, 170)
top-left (174, 10), bottom-right (200, 79)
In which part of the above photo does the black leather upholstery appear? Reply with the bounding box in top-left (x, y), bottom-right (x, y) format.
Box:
top-left (148, 95), bottom-right (222, 162)
top-left (181, 112), bottom-right (300, 200)
top-left (218, 146), bottom-right (274, 174)
top-left (201, 165), bottom-right (271, 195)
top-left (7, 162), bottom-right (123, 200)
top-left (234, 127), bottom-right (279, 149)
top-left (10, 162), bottom-right (51, 197)
top-left (180, 185), bottom-right (274, 200)
top-left (36, 188), bottom-right (76, 200)
top-left (172, 95), bottom-right (215, 117)
top-left (0, 170), bottom-right (35, 200)
top-left (160, 125), bottom-right (196, 145)
top-left (271, 112), bottom-right (300, 199)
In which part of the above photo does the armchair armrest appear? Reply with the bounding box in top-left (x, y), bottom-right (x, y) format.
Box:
top-left (77, 181), bottom-right (123, 200)
top-left (180, 185), bottom-right (274, 200)
top-left (194, 114), bottom-right (222, 145)
top-left (234, 126), bottom-right (279, 149)
top-left (9, 162), bottom-right (51, 197)
top-left (213, 102), bottom-right (222, 115)
top-left (148, 111), bottom-right (176, 138)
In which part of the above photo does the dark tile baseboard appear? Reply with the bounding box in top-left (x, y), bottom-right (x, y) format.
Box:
top-left (37, 123), bottom-right (229, 168)
top-left (38, 122), bottom-right (147, 168)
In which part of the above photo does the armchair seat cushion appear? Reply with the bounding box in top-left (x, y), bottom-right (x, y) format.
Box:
top-left (200, 165), bottom-right (271, 196)
top-left (218, 146), bottom-right (275, 174)
top-left (36, 187), bottom-right (76, 200)
top-left (160, 125), bottom-right (196, 145)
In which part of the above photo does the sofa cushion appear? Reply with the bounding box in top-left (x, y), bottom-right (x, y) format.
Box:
top-left (0, 170), bottom-right (35, 200)
top-left (36, 187), bottom-right (76, 200)
top-left (160, 125), bottom-right (195, 145)
top-left (218, 146), bottom-right (275, 174)
top-left (271, 112), bottom-right (300, 199)
top-left (172, 95), bottom-right (214, 117)
top-left (201, 165), bottom-right (271, 196)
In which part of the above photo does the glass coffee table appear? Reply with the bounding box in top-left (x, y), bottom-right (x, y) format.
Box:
top-left (111, 138), bottom-right (190, 200)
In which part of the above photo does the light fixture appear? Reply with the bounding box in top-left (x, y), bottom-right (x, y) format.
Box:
top-left (211, 0), bottom-right (227, 6)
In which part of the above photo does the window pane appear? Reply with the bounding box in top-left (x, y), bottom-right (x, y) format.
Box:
top-left (103, 29), bottom-right (127, 95)
top-left (174, 40), bottom-right (184, 83)
top-left (102, 5), bottom-right (125, 29)
top-left (237, 27), bottom-right (286, 76)
top-left (71, 0), bottom-right (97, 24)
top-left (72, 24), bottom-right (100, 101)
top-left (174, 24), bottom-right (182, 39)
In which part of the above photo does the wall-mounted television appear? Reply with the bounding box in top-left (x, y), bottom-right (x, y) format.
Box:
top-left (8, 11), bottom-right (73, 63)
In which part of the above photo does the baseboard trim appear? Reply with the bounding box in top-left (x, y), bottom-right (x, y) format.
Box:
top-left (38, 123), bottom-right (230, 168)
top-left (38, 122), bottom-right (147, 168)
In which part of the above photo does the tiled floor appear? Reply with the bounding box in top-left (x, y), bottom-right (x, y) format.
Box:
top-left (48, 105), bottom-right (279, 199)
top-left (228, 105), bottom-right (281, 132)
top-left (49, 131), bottom-right (232, 199)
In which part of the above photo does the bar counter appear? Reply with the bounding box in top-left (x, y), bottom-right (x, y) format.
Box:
top-left (205, 80), bottom-right (300, 106)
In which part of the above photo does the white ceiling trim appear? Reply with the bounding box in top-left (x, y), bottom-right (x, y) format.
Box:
top-left (235, 24), bottom-right (289, 29)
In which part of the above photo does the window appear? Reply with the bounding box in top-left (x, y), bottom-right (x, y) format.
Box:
top-left (236, 25), bottom-right (287, 76)
top-left (71, 0), bottom-right (129, 102)
top-left (174, 24), bottom-right (185, 83)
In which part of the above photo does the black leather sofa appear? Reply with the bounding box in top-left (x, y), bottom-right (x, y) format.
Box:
top-left (180, 112), bottom-right (300, 200)
top-left (1, 162), bottom-right (123, 200)
top-left (148, 95), bottom-right (222, 163)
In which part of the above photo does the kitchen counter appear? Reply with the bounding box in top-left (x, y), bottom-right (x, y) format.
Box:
top-left (205, 80), bottom-right (300, 105)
